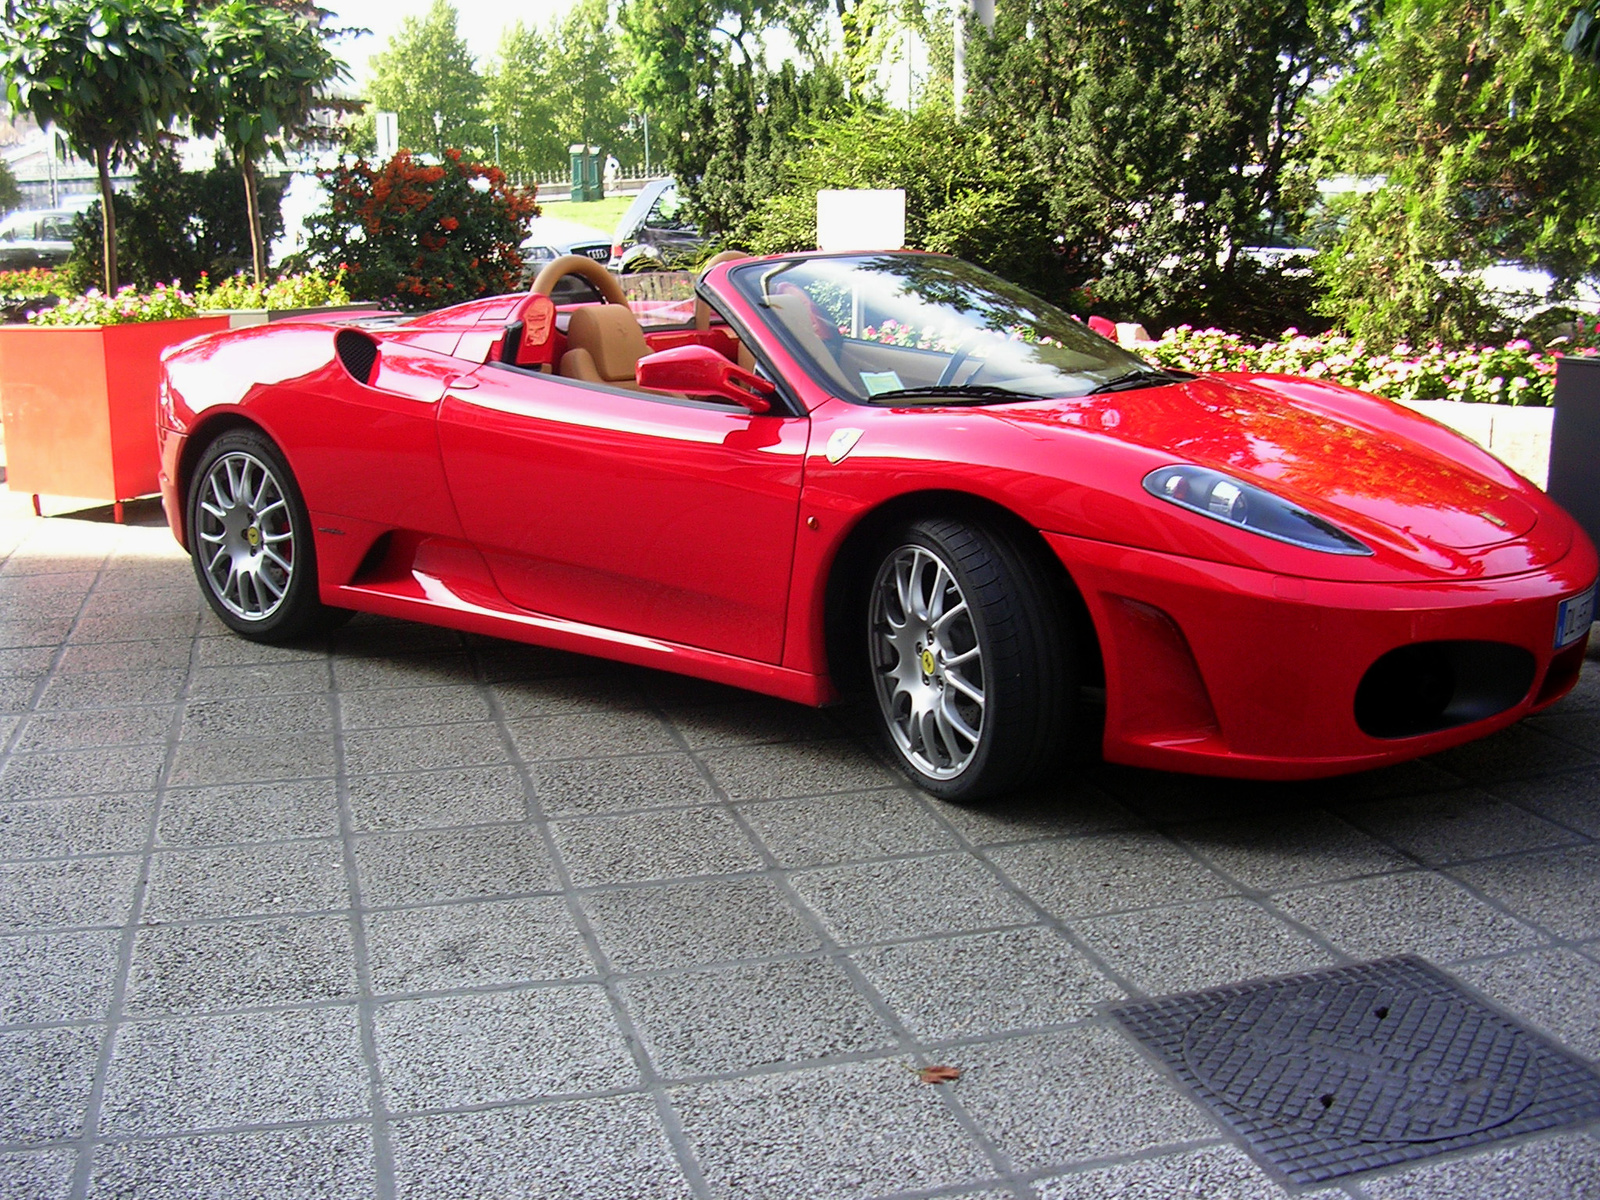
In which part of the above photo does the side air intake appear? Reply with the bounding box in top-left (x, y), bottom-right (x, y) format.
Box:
top-left (335, 328), bottom-right (379, 385)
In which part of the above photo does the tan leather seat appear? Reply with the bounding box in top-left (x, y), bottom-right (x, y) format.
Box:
top-left (559, 305), bottom-right (651, 388)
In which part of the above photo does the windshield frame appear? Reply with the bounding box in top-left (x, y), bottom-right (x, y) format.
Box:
top-left (725, 251), bottom-right (1158, 407)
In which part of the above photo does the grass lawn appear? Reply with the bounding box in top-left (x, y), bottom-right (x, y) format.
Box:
top-left (538, 196), bottom-right (634, 232)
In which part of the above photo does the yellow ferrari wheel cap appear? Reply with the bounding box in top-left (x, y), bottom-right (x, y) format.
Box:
top-left (920, 648), bottom-right (936, 676)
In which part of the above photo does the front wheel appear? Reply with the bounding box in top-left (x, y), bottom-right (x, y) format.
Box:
top-left (187, 429), bottom-right (347, 642)
top-left (867, 518), bottom-right (1075, 802)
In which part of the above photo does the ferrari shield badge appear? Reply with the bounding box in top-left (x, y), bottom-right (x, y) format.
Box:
top-left (826, 428), bottom-right (865, 464)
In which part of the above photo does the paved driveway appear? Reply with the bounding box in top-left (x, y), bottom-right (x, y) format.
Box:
top-left (0, 497), bottom-right (1596, 1200)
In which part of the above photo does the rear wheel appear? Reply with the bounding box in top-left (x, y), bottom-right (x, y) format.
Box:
top-left (866, 517), bottom-right (1075, 801)
top-left (187, 429), bottom-right (347, 642)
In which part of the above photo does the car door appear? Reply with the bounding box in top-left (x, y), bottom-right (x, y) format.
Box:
top-left (436, 364), bottom-right (809, 664)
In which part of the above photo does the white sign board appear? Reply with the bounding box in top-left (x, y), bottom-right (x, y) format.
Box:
top-left (375, 112), bottom-right (399, 161)
top-left (816, 189), bottom-right (906, 252)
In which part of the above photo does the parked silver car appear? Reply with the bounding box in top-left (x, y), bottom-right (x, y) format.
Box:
top-left (0, 208), bottom-right (79, 271)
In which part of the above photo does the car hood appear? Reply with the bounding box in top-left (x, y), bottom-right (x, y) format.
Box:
top-left (991, 372), bottom-right (1551, 559)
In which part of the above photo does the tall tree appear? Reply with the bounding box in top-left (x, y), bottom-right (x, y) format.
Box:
top-left (484, 22), bottom-right (560, 176)
top-left (968, 0), bottom-right (1355, 333)
top-left (545, 0), bottom-right (636, 158)
top-left (1316, 0), bottom-right (1600, 344)
top-left (367, 0), bottom-right (485, 155)
top-left (0, 0), bottom-right (201, 291)
top-left (195, 0), bottom-right (348, 284)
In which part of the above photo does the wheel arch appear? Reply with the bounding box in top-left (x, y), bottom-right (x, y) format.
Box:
top-left (820, 488), bottom-right (1104, 696)
top-left (173, 411), bottom-right (274, 547)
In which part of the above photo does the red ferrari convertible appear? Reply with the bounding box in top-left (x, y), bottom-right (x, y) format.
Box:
top-left (158, 251), bottom-right (1597, 799)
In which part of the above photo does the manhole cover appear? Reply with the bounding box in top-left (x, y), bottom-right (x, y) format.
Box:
top-left (1111, 957), bottom-right (1600, 1184)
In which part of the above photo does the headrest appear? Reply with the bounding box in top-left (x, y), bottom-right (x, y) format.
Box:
top-left (565, 305), bottom-right (651, 382)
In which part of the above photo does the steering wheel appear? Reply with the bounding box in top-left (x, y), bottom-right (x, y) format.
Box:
top-left (529, 254), bottom-right (629, 306)
top-left (937, 340), bottom-right (978, 387)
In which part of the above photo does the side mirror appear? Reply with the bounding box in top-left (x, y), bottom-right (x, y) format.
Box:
top-left (636, 344), bottom-right (778, 413)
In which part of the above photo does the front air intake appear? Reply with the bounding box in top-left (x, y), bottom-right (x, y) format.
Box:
top-left (335, 328), bottom-right (379, 385)
top-left (1354, 641), bottom-right (1535, 739)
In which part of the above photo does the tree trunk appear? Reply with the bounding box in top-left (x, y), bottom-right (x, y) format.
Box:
top-left (95, 146), bottom-right (117, 293)
top-left (242, 158), bottom-right (265, 286)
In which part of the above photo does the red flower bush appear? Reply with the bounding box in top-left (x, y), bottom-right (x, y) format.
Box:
top-left (307, 149), bottom-right (539, 309)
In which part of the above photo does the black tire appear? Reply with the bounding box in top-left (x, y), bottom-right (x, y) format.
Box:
top-left (186, 429), bottom-right (348, 642)
top-left (865, 517), bottom-right (1076, 801)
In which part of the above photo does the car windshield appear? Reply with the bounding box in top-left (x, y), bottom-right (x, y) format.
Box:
top-left (726, 253), bottom-right (1156, 404)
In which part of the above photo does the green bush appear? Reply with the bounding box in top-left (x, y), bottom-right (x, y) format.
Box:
top-left (741, 106), bottom-right (1068, 306)
top-left (64, 148), bottom-right (285, 292)
top-left (305, 149), bottom-right (538, 309)
top-left (193, 269), bottom-right (351, 311)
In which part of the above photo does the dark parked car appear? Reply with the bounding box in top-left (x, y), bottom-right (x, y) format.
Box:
top-left (0, 208), bottom-right (79, 271)
top-left (610, 177), bottom-right (706, 273)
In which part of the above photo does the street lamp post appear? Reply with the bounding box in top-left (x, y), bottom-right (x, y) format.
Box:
top-left (952, 0), bottom-right (996, 118)
top-left (432, 109), bottom-right (443, 155)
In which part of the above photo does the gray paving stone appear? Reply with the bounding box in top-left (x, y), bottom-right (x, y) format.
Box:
top-left (853, 926), bottom-right (1121, 1042)
top-left (1451, 846), bottom-right (1600, 941)
top-left (156, 780), bottom-right (340, 847)
top-left (1089, 768), bottom-right (1309, 825)
top-left (373, 985), bottom-right (637, 1110)
top-left (125, 916), bottom-right (360, 1016)
top-left (67, 613), bottom-right (198, 645)
top-left (78, 587), bottom-right (198, 617)
top-left (340, 722), bottom-right (509, 775)
top-left (0, 793), bottom-right (154, 859)
top-left (353, 826), bottom-right (557, 907)
top-left (789, 853), bottom-right (1035, 946)
top-left (0, 647), bottom-right (56, 675)
top-left (338, 683), bottom-right (491, 729)
top-left (87, 1124), bottom-right (375, 1200)
top-left (1529, 709), bottom-right (1600, 752)
top-left (664, 698), bottom-right (843, 749)
top-left (1452, 948), bottom-right (1600, 1059)
top-left (0, 929), bottom-right (120, 1024)
top-left (928, 781), bottom-right (1142, 847)
top-left (739, 790), bottom-right (959, 868)
top-left (1489, 768), bottom-right (1600, 837)
top-left (191, 635), bottom-right (329, 667)
top-left (0, 1148), bottom-right (74, 1200)
top-left (1312, 757), bottom-right (1466, 802)
top-left (0, 1025), bottom-right (101, 1143)
top-left (620, 957), bottom-right (895, 1077)
top-left (1074, 897), bottom-right (1336, 996)
top-left (388, 1095), bottom-right (693, 1200)
top-left (1171, 810), bottom-right (1411, 891)
top-left (55, 639), bottom-right (192, 674)
top-left (582, 878), bottom-right (820, 972)
top-left (1426, 722), bottom-right (1599, 783)
top-left (0, 857), bottom-right (139, 932)
top-left (506, 711), bottom-right (680, 761)
top-left (551, 806), bottom-right (762, 886)
top-left (100, 1006), bottom-right (369, 1134)
top-left (168, 734), bottom-right (335, 787)
top-left (346, 765), bottom-right (527, 832)
top-left (0, 616), bottom-right (75, 648)
top-left (1360, 1130), bottom-right (1600, 1200)
top-left (1033, 1143), bottom-right (1329, 1200)
top-left (334, 621), bottom-right (465, 655)
top-left (530, 753), bottom-right (716, 817)
top-left (331, 653), bottom-right (476, 691)
top-left (179, 694), bottom-right (333, 741)
top-left (0, 676), bottom-right (42, 713)
top-left (701, 738), bottom-right (896, 800)
top-left (142, 841), bottom-right (348, 922)
top-left (1273, 870), bottom-right (1541, 962)
top-left (1339, 789), bottom-right (1584, 865)
top-left (37, 669), bottom-right (187, 710)
top-left (490, 675), bottom-right (648, 719)
top-left (471, 640), bottom-right (594, 683)
top-left (0, 570), bottom-right (96, 598)
top-left (365, 896), bottom-right (594, 994)
top-left (17, 706), bottom-right (174, 751)
top-left (187, 661), bottom-right (329, 700)
top-left (0, 744), bottom-right (168, 799)
top-left (953, 1024), bottom-right (1213, 1172)
top-left (986, 832), bottom-right (1231, 919)
top-left (669, 1058), bottom-right (992, 1200)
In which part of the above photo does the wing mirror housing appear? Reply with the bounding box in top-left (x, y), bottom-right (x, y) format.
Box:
top-left (636, 344), bottom-right (778, 413)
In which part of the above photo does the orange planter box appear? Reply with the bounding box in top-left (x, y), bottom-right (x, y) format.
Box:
top-left (0, 316), bottom-right (229, 514)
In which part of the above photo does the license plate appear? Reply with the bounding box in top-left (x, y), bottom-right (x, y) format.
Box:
top-left (1556, 581), bottom-right (1598, 649)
